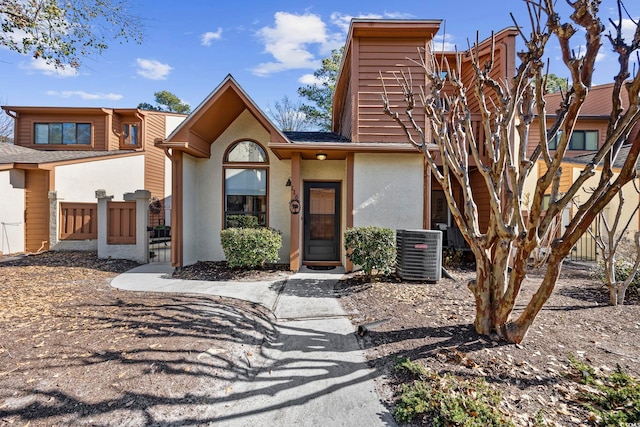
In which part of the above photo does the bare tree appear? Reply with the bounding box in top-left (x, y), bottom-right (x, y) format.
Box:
top-left (591, 184), bottom-right (640, 305)
top-left (267, 96), bottom-right (310, 131)
top-left (0, 100), bottom-right (14, 143)
top-left (382, 0), bottom-right (640, 343)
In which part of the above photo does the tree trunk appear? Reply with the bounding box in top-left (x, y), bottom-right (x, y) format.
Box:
top-left (617, 284), bottom-right (628, 306)
top-left (469, 256), bottom-right (492, 335)
top-left (609, 284), bottom-right (619, 306)
top-left (469, 251), bottom-right (511, 337)
top-left (502, 252), bottom-right (565, 343)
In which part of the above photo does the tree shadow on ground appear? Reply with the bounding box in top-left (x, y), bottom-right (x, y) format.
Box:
top-left (0, 251), bottom-right (139, 273)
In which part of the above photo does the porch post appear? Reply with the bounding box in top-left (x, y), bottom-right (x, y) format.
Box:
top-left (346, 153), bottom-right (354, 272)
top-left (289, 152), bottom-right (301, 271)
top-left (170, 149), bottom-right (183, 267)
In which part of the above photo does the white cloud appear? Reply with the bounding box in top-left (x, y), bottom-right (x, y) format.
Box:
top-left (330, 12), bottom-right (383, 33)
top-left (329, 12), bottom-right (413, 33)
top-left (253, 12), bottom-right (331, 76)
top-left (45, 90), bottom-right (123, 101)
top-left (298, 73), bottom-right (325, 85)
top-left (21, 58), bottom-right (78, 77)
top-left (432, 34), bottom-right (457, 52)
top-left (135, 58), bottom-right (173, 80)
top-left (201, 28), bottom-right (223, 46)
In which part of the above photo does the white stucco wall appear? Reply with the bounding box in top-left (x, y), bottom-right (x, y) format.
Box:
top-left (182, 154), bottom-right (199, 266)
top-left (165, 116), bottom-right (186, 137)
top-left (0, 169), bottom-right (25, 254)
top-left (164, 156), bottom-right (172, 226)
top-left (54, 155), bottom-right (145, 202)
top-left (183, 109), bottom-right (291, 266)
top-left (353, 153), bottom-right (424, 231)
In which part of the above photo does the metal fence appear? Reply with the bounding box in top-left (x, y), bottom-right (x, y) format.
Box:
top-left (568, 217), bottom-right (599, 262)
top-left (148, 200), bottom-right (171, 263)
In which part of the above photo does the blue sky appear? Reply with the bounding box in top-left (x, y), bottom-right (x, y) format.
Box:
top-left (1, 0), bottom-right (638, 115)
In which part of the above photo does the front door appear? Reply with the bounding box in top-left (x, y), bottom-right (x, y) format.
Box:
top-left (303, 182), bottom-right (341, 262)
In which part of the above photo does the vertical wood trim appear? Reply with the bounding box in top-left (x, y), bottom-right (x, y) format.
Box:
top-left (171, 150), bottom-right (184, 267)
top-left (346, 153), bottom-right (354, 272)
top-left (351, 36), bottom-right (360, 143)
top-left (289, 152), bottom-right (301, 271)
top-left (24, 170), bottom-right (50, 252)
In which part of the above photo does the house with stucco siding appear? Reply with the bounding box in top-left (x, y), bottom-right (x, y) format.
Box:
top-left (156, 19), bottom-right (518, 271)
top-left (0, 107), bottom-right (185, 255)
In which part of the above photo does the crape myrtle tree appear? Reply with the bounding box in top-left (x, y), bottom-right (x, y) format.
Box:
top-left (382, 0), bottom-right (640, 343)
top-left (0, 0), bottom-right (143, 68)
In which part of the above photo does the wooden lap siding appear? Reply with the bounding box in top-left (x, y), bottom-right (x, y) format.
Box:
top-left (24, 170), bottom-right (50, 252)
top-left (59, 202), bottom-right (98, 240)
top-left (107, 201), bottom-right (136, 244)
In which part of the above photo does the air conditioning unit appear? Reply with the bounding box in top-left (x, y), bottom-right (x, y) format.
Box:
top-left (396, 229), bottom-right (442, 281)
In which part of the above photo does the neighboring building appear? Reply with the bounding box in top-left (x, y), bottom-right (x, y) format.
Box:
top-left (521, 83), bottom-right (640, 260)
top-left (0, 107), bottom-right (185, 255)
top-left (528, 82), bottom-right (640, 158)
top-left (157, 19), bottom-right (518, 270)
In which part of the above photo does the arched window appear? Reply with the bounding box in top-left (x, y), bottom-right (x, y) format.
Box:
top-left (223, 140), bottom-right (268, 227)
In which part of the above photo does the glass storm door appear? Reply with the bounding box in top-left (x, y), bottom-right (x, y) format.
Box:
top-left (303, 182), bottom-right (341, 262)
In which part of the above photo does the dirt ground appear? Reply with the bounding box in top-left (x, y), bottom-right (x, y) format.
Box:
top-left (0, 252), bottom-right (282, 426)
top-left (338, 262), bottom-right (640, 426)
top-left (1, 252), bottom-right (638, 426)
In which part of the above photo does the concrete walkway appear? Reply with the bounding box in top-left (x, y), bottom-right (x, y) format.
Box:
top-left (111, 263), bottom-right (396, 427)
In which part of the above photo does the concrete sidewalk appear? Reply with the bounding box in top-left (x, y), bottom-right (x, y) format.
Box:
top-left (111, 263), bottom-right (397, 426)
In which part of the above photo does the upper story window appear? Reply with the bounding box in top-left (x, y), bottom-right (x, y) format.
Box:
top-left (548, 130), bottom-right (598, 151)
top-left (35, 123), bottom-right (91, 145)
top-left (223, 140), bottom-right (268, 228)
top-left (225, 140), bottom-right (267, 162)
top-left (121, 122), bottom-right (141, 148)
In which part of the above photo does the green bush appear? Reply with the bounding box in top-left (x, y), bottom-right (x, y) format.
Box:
top-left (568, 355), bottom-right (640, 425)
top-left (226, 214), bottom-right (260, 229)
top-left (344, 226), bottom-right (396, 278)
top-left (393, 357), bottom-right (513, 426)
top-left (220, 227), bottom-right (282, 268)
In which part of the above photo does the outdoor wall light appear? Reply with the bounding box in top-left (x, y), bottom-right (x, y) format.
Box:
top-left (316, 153), bottom-right (327, 160)
top-left (285, 178), bottom-right (292, 187)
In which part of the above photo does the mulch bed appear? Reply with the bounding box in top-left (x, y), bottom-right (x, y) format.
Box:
top-left (0, 252), bottom-right (276, 426)
top-left (173, 260), bottom-right (292, 282)
top-left (337, 263), bottom-right (640, 426)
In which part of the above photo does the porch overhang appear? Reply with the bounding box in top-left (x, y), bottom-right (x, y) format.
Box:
top-left (269, 141), bottom-right (437, 160)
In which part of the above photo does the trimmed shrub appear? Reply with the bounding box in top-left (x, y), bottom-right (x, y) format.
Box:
top-left (344, 226), bottom-right (395, 277)
top-left (226, 215), bottom-right (260, 229)
top-left (220, 227), bottom-right (282, 268)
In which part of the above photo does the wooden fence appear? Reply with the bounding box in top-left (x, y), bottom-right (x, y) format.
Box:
top-left (59, 202), bottom-right (98, 240)
top-left (107, 201), bottom-right (136, 245)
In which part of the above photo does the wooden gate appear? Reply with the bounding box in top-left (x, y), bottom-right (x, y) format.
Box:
top-left (107, 201), bottom-right (136, 245)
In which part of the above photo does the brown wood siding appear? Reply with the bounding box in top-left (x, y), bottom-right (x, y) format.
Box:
top-left (24, 170), bottom-right (50, 252)
top-left (469, 169), bottom-right (491, 233)
top-left (527, 117), bottom-right (608, 158)
top-left (107, 201), bottom-right (136, 244)
top-left (59, 202), bottom-right (98, 240)
top-left (143, 113), bottom-right (168, 200)
top-left (14, 113), bottom-right (108, 150)
top-left (109, 114), bottom-right (122, 151)
top-left (358, 38), bottom-right (429, 143)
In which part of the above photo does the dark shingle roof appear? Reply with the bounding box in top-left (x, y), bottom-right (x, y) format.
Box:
top-left (0, 143), bottom-right (136, 165)
top-left (284, 131), bottom-right (351, 143)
